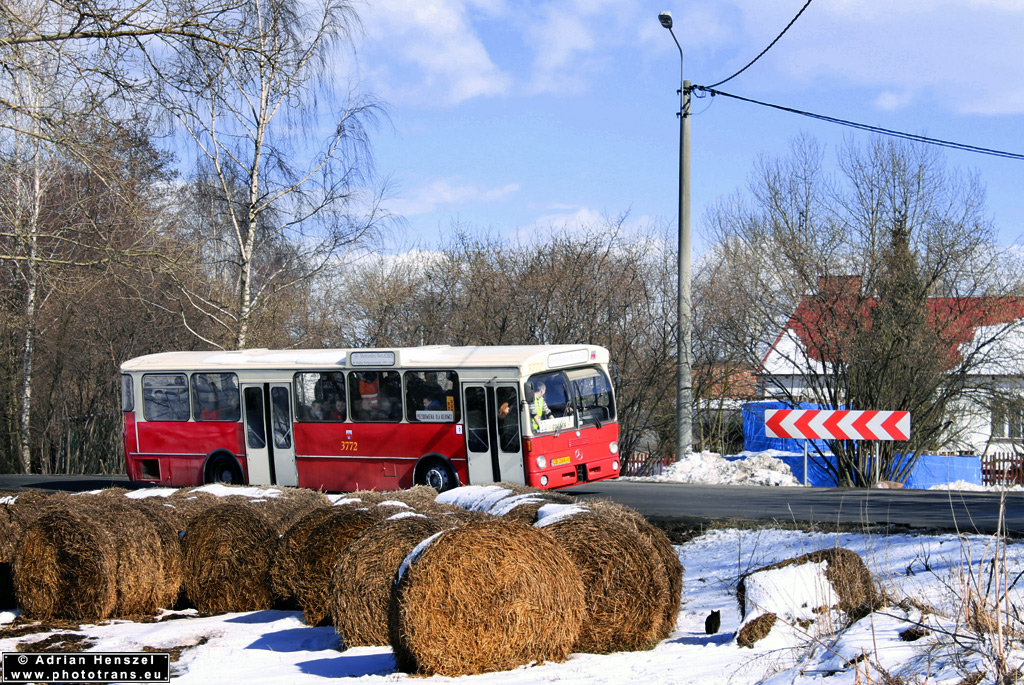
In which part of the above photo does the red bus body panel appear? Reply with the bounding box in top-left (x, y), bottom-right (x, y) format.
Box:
top-left (524, 422), bottom-right (620, 489)
top-left (293, 422), bottom-right (468, 492)
top-left (126, 417), bottom-right (247, 487)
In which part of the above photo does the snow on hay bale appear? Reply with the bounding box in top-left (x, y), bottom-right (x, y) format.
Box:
top-left (388, 517), bottom-right (585, 677)
top-left (243, 486), bottom-right (331, 535)
top-left (735, 548), bottom-right (878, 648)
top-left (14, 508), bottom-right (117, 620)
top-left (182, 503), bottom-right (278, 614)
top-left (296, 507), bottom-right (384, 626)
top-left (585, 498), bottom-right (685, 640)
top-left (170, 484), bottom-right (329, 534)
top-left (535, 505), bottom-right (668, 653)
top-left (330, 514), bottom-right (455, 647)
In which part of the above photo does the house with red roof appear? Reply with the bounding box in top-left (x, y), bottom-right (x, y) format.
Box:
top-left (757, 276), bottom-right (1024, 455)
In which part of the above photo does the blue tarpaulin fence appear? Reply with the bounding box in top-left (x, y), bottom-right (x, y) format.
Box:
top-left (738, 401), bottom-right (982, 488)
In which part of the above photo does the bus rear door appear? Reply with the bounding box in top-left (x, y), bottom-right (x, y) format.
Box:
top-left (241, 383), bottom-right (298, 487)
top-left (462, 383), bottom-right (524, 485)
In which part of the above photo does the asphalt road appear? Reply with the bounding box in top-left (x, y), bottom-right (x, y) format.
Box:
top-left (0, 474), bottom-right (1019, 536)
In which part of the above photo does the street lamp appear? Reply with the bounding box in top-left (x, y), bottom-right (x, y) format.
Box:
top-left (659, 10), bottom-right (692, 460)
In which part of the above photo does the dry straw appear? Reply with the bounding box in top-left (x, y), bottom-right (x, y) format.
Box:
top-left (389, 518), bottom-right (586, 677)
top-left (296, 508), bottom-right (383, 626)
top-left (68, 496), bottom-right (166, 617)
top-left (244, 487), bottom-right (330, 535)
top-left (181, 503), bottom-right (278, 614)
top-left (15, 508), bottom-right (118, 620)
top-left (538, 510), bottom-right (668, 653)
top-left (0, 489), bottom-right (56, 609)
top-left (330, 514), bottom-right (454, 647)
top-left (270, 506), bottom-right (336, 605)
top-left (586, 498), bottom-right (685, 639)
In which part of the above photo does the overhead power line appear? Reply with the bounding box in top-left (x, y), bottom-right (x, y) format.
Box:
top-left (692, 86), bottom-right (1024, 162)
top-left (708, 0), bottom-right (815, 90)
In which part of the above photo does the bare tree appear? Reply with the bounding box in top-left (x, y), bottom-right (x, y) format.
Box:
top-left (706, 134), bottom-right (1024, 485)
top-left (153, 0), bottom-right (384, 349)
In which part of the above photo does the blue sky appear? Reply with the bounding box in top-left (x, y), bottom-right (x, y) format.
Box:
top-left (350, 0), bottom-right (1024, 253)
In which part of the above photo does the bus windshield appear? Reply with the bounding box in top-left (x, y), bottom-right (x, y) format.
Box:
top-left (527, 366), bottom-right (615, 433)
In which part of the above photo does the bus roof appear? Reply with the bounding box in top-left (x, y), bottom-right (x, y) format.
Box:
top-left (120, 345), bottom-right (610, 375)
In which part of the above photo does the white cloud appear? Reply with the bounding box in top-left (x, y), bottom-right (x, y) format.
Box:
top-left (706, 0), bottom-right (1024, 115)
top-left (359, 0), bottom-right (512, 106)
top-left (386, 178), bottom-right (520, 217)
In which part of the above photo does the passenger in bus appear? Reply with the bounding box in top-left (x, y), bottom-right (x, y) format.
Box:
top-left (150, 389), bottom-right (172, 421)
top-left (530, 382), bottom-right (552, 430)
top-left (358, 373), bottom-right (379, 409)
top-left (329, 399), bottom-right (345, 421)
top-left (199, 382), bottom-right (221, 420)
top-left (310, 400), bottom-right (325, 420)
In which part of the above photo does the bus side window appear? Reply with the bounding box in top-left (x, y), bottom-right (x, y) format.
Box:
top-left (191, 373), bottom-right (240, 422)
top-left (405, 370), bottom-right (459, 422)
top-left (350, 370), bottom-right (402, 422)
top-left (294, 372), bottom-right (345, 421)
top-left (121, 374), bottom-right (134, 412)
top-left (142, 374), bottom-right (189, 422)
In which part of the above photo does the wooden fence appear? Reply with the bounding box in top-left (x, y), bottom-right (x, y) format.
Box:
top-left (620, 452), bottom-right (674, 477)
top-left (981, 451), bottom-right (1024, 486)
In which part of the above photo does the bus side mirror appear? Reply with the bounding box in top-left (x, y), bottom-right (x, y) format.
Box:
top-left (524, 386), bottom-right (534, 403)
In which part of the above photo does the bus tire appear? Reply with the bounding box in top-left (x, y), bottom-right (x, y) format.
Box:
top-left (416, 457), bottom-right (457, 493)
top-left (204, 453), bottom-right (244, 485)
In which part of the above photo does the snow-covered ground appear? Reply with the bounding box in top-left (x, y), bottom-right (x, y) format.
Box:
top-left (3, 526), bottom-right (1020, 684)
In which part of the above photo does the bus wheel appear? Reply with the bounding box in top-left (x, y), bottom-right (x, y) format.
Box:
top-left (205, 455), bottom-right (243, 485)
top-left (419, 459), bottom-right (455, 493)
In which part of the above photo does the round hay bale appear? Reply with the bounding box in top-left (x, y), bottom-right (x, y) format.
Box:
top-left (737, 548), bottom-right (877, 621)
top-left (297, 508), bottom-right (384, 626)
top-left (537, 510), bottom-right (668, 653)
top-left (14, 508), bottom-right (117, 620)
top-left (167, 487), bottom-right (223, 524)
top-left (379, 485), bottom-right (439, 511)
top-left (181, 503), bottom-right (278, 614)
top-left (68, 498), bottom-right (165, 616)
top-left (131, 502), bottom-right (185, 609)
top-left (270, 506), bottom-right (337, 605)
top-left (495, 482), bottom-right (578, 504)
top-left (586, 498), bottom-right (684, 639)
top-left (243, 487), bottom-right (330, 535)
top-left (330, 514), bottom-right (454, 647)
top-left (0, 490), bottom-right (57, 609)
top-left (389, 518), bottom-right (586, 677)
top-left (76, 486), bottom-right (132, 500)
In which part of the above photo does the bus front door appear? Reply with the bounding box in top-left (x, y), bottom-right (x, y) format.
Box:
top-left (241, 383), bottom-right (298, 487)
top-left (463, 384), bottom-right (525, 485)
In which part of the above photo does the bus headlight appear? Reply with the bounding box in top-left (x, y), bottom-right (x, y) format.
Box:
top-left (536, 456), bottom-right (547, 469)
top-left (613, 459), bottom-right (619, 471)
top-left (609, 441), bottom-right (618, 454)
top-left (540, 475), bottom-right (549, 486)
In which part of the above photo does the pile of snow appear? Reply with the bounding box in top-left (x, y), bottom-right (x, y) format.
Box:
top-left (623, 450), bottom-right (802, 487)
top-left (930, 479), bottom-right (1024, 492)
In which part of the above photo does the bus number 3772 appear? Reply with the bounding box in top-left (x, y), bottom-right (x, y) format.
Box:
top-left (120, 345), bottom-right (621, 493)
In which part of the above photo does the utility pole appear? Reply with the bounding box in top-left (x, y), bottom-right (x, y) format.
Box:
top-left (659, 11), bottom-right (692, 460)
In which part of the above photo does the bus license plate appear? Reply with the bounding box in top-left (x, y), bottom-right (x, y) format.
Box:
top-left (551, 456), bottom-right (571, 466)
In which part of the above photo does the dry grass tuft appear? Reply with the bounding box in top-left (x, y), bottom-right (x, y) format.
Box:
top-left (296, 508), bottom-right (384, 626)
top-left (15, 508), bottom-right (117, 620)
top-left (737, 612), bottom-right (777, 648)
top-left (388, 517), bottom-right (585, 677)
top-left (243, 487), bottom-right (330, 535)
top-left (330, 515), bottom-right (455, 647)
top-left (538, 511), bottom-right (668, 653)
top-left (181, 503), bottom-right (278, 614)
top-left (585, 498), bottom-right (685, 639)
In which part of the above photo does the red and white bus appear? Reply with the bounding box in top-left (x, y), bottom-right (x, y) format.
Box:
top-left (120, 345), bottom-right (620, 492)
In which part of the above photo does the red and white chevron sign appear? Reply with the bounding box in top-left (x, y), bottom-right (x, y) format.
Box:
top-left (765, 409), bottom-right (911, 441)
